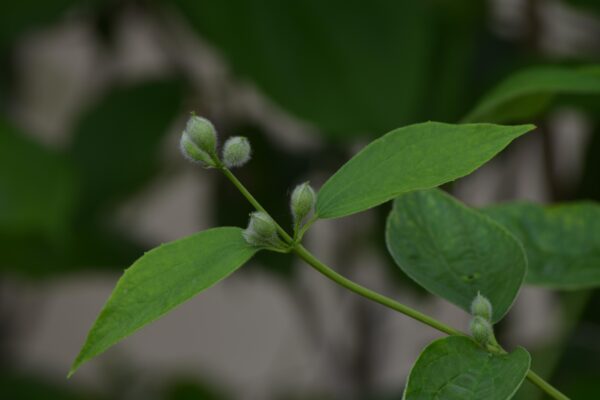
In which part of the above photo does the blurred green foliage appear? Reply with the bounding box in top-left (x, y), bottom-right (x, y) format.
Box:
top-left (173, 0), bottom-right (486, 137)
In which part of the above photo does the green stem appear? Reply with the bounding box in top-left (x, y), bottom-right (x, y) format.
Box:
top-left (293, 244), bottom-right (462, 336)
top-left (219, 167), bottom-right (570, 400)
top-left (526, 370), bottom-right (569, 400)
top-left (220, 167), bottom-right (293, 243)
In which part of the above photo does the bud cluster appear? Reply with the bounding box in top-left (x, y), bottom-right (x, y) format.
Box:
top-left (179, 114), bottom-right (251, 169)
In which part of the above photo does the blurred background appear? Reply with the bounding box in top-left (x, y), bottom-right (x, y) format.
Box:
top-left (1, 0), bottom-right (599, 399)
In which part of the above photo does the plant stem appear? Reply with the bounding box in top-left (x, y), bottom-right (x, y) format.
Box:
top-left (526, 370), bottom-right (569, 400)
top-left (219, 167), bottom-right (570, 400)
top-left (220, 167), bottom-right (293, 243)
top-left (293, 244), bottom-right (462, 336)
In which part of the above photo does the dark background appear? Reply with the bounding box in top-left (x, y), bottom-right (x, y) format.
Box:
top-left (1, 0), bottom-right (599, 399)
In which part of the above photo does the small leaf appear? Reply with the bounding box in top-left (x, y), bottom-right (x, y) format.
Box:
top-left (404, 336), bottom-right (530, 400)
top-left (386, 189), bottom-right (526, 323)
top-left (69, 227), bottom-right (258, 376)
top-left (464, 65), bottom-right (600, 123)
top-left (316, 122), bottom-right (534, 219)
top-left (482, 202), bottom-right (600, 289)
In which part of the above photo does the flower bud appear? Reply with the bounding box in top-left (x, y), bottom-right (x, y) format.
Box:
top-left (470, 292), bottom-right (493, 321)
top-left (242, 211), bottom-right (282, 248)
top-left (469, 316), bottom-right (493, 346)
top-left (180, 133), bottom-right (215, 167)
top-left (290, 182), bottom-right (316, 223)
top-left (184, 115), bottom-right (217, 155)
top-left (222, 136), bottom-right (251, 168)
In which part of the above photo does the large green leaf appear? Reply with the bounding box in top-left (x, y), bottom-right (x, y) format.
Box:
top-left (482, 202), bottom-right (600, 289)
top-left (316, 122), bottom-right (534, 219)
top-left (464, 65), bottom-right (600, 123)
top-left (386, 189), bottom-right (526, 323)
top-left (172, 0), bottom-right (486, 137)
top-left (404, 336), bottom-right (530, 400)
top-left (0, 118), bottom-right (76, 236)
top-left (69, 227), bottom-right (258, 376)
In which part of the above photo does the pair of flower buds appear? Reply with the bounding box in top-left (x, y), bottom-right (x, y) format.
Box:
top-left (469, 293), bottom-right (496, 347)
top-left (180, 115), bottom-right (251, 168)
top-left (180, 115), bottom-right (316, 248)
top-left (243, 181), bottom-right (315, 249)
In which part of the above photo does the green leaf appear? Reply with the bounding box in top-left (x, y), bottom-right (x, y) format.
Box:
top-left (69, 227), bottom-right (258, 376)
top-left (482, 202), bottom-right (600, 289)
top-left (316, 122), bottom-right (534, 219)
top-left (404, 336), bottom-right (530, 400)
top-left (464, 65), bottom-right (600, 123)
top-left (386, 189), bottom-right (526, 323)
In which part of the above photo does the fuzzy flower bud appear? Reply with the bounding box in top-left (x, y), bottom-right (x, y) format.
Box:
top-left (184, 115), bottom-right (217, 155)
top-left (290, 182), bottom-right (316, 223)
top-left (180, 132), bottom-right (215, 167)
top-left (242, 211), bottom-right (282, 248)
top-left (470, 316), bottom-right (493, 346)
top-left (222, 136), bottom-right (251, 168)
top-left (470, 292), bottom-right (493, 322)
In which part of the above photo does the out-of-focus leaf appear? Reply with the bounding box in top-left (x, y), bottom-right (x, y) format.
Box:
top-left (0, 0), bottom-right (79, 47)
top-left (70, 80), bottom-right (183, 215)
top-left (404, 336), bottom-right (530, 400)
top-left (315, 122), bottom-right (534, 219)
top-left (70, 227), bottom-right (258, 376)
top-left (386, 189), bottom-right (526, 323)
top-left (464, 65), bottom-right (600, 123)
top-left (565, 0), bottom-right (600, 15)
top-left (0, 118), bottom-right (76, 236)
top-left (164, 377), bottom-right (231, 400)
top-left (483, 202), bottom-right (600, 289)
top-left (172, 0), bottom-right (485, 137)
top-left (1, 372), bottom-right (105, 400)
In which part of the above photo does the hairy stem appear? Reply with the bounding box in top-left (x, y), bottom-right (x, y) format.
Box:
top-left (293, 244), bottom-right (461, 336)
top-left (219, 167), bottom-right (570, 400)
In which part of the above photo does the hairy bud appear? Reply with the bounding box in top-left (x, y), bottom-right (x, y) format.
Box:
top-left (180, 133), bottom-right (215, 167)
top-left (469, 316), bottom-right (493, 346)
top-left (290, 182), bottom-right (316, 223)
top-left (222, 136), bottom-right (251, 168)
top-left (242, 211), bottom-right (283, 248)
top-left (184, 115), bottom-right (217, 155)
top-left (470, 292), bottom-right (493, 321)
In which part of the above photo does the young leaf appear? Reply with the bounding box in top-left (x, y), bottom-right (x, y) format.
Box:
top-left (463, 65), bottom-right (600, 123)
top-left (482, 202), bottom-right (600, 289)
top-left (315, 122), bottom-right (534, 219)
top-left (69, 227), bottom-right (258, 377)
top-left (386, 189), bottom-right (526, 323)
top-left (404, 336), bottom-right (530, 400)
